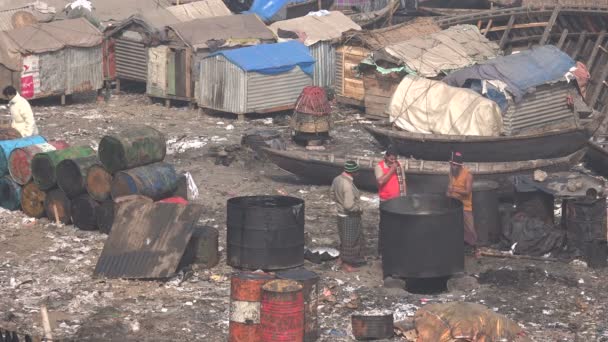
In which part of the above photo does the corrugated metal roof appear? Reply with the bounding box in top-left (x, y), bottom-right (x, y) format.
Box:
top-left (341, 17), bottom-right (441, 51)
top-left (166, 0), bottom-right (231, 21)
top-left (269, 11), bottom-right (361, 46)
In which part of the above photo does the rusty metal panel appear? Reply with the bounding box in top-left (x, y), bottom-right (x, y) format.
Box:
top-left (198, 54), bottom-right (247, 114)
top-left (502, 82), bottom-right (577, 135)
top-left (38, 50), bottom-right (67, 96)
top-left (309, 41), bottom-right (335, 88)
top-left (94, 200), bottom-right (204, 279)
top-left (66, 46), bottom-right (103, 94)
top-left (115, 38), bottom-right (147, 81)
top-left (246, 67), bottom-right (312, 113)
top-left (147, 46), bottom-right (169, 97)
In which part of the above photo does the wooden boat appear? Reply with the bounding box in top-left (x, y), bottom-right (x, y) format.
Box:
top-left (346, 0), bottom-right (400, 29)
top-left (262, 147), bottom-right (587, 194)
top-left (584, 141), bottom-right (608, 178)
top-left (365, 114), bottom-right (605, 162)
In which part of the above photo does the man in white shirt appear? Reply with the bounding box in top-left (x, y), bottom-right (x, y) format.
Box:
top-left (3, 86), bottom-right (39, 137)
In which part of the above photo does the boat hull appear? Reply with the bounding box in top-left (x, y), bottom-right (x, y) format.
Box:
top-left (365, 125), bottom-right (594, 162)
top-left (262, 148), bottom-right (586, 195)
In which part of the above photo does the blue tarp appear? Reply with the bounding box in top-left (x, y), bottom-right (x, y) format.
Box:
top-left (443, 45), bottom-right (575, 103)
top-left (245, 0), bottom-right (307, 22)
top-left (207, 41), bottom-right (315, 76)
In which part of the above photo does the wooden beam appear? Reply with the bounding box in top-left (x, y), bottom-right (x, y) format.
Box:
top-left (483, 19), bottom-right (493, 37)
top-left (587, 30), bottom-right (606, 70)
top-left (487, 21), bottom-right (548, 34)
top-left (571, 31), bottom-right (588, 59)
top-left (540, 6), bottom-right (561, 45)
top-left (499, 15), bottom-right (516, 49)
top-left (477, 20), bottom-right (483, 30)
top-left (557, 28), bottom-right (569, 49)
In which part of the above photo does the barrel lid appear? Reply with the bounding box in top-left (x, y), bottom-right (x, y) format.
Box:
top-left (262, 279), bottom-right (302, 293)
top-left (232, 271), bottom-right (275, 281)
top-left (276, 268), bottom-right (319, 282)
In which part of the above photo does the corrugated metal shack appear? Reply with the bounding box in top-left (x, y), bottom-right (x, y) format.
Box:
top-left (269, 12), bottom-right (360, 88)
top-left (0, 18), bottom-right (104, 103)
top-left (103, 0), bottom-right (231, 90)
top-left (148, 14), bottom-right (275, 107)
top-left (198, 40), bottom-right (315, 119)
top-left (361, 24), bottom-right (500, 119)
top-left (335, 17), bottom-right (440, 106)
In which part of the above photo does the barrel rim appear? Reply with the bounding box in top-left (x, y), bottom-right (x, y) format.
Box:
top-left (98, 135), bottom-right (126, 173)
top-left (227, 195), bottom-right (304, 209)
top-left (380, 194), bottom-right (463, 216)
top-left (86, 163), bottom-right (113, 201)
top-left (262, 279), bottom-right (303, 293)
top-left (31, 153), bottom-right (55, 190)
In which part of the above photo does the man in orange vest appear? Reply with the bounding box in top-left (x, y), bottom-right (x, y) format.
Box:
top-left (446, 152), bottom-right (477, 247)
top-left (374, 147), bottom-right (406, 201)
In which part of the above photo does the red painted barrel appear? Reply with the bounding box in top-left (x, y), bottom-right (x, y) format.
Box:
top-left (8, 141), bottom-right (69, 185)
top-left (229, 272), bottom-right (276, 342)
top-left (261, 279), bottom-right (304, 342)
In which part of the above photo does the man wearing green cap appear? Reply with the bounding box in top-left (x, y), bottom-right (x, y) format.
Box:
top-left (331, 160), bottom-right (365, 271)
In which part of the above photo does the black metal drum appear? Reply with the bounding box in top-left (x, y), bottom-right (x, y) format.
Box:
top-left (227, 195), bottom-right (305, 270)
top-left (380, 194), bottom-right (464, 278)
top-left (472, 180), bottom-right (500, 246)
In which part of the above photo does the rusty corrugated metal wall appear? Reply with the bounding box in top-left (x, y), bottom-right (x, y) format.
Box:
top-left (246, 67), bottom-right (312, 112)
top-left (115, 37), bottom-right (148, 82)
top-left (502, 82), bottom-right (577, 135)
top-left (198, 55), bottom-right (247, 114)
top-left (67, 46), bottom-right (103, 94)
top-left (309, 41), bottom-right (335, 88)
top-left (39, 50), bottom-right (67, 96)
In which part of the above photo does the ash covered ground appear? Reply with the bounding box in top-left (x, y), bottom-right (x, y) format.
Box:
top-left (1, 92), bottom-right (607, 341)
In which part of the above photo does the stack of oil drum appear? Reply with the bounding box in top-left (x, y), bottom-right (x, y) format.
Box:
top-left (0, 126), bottom-right (183, 232)
top-left (226, 195), bottom-right (321, 342)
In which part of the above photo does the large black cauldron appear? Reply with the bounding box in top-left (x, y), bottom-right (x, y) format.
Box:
top-left (227, 195), bottom-right (305, 270)
top-left (380, 194), bottom-right (464, 278)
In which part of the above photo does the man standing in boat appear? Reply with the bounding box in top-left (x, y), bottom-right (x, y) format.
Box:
top-left (375, 146), bottom-right (406, 201)
top-left (446, 152), bottom-right (477, 249)
top-left (331, 160), bottom-right (365, 271)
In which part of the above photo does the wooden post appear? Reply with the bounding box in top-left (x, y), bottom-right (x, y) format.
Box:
top-left (588, 59), bottom-right (608, 108)
top-left (539, 6), bottom-right (561, 46)
top-left (60, 94), bottom-right (66, 106)
top-left (165, 99), bottom-right (171, 108)
top-left (571, 31), bottom-right (588, 59)
top-left (499, 15), bottom-right (515, 49)
top-left (557, 28), bottom-right (569, 49)
top-left (41, 305), bottom-right (53, 341)
top-left (483, 19), bottom-right (493, 37)
top-left (586, 30), bottom-right (606, 70)
top-left (116, 78), bottom-right (121, 93)
top-left (317, 0), bottom-right (321, 10)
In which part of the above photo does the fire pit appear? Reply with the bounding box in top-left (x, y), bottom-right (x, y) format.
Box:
top-left (380, 194), bottom-right (464, 279)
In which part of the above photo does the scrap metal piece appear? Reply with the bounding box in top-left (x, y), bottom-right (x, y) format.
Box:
top-left (94, 200), bottom-right (204, 279)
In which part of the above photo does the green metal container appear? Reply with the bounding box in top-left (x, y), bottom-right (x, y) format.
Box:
top-left (98, 126), bottom-right (166, 174)
top-left (31, 146), bottom-right (95, 190)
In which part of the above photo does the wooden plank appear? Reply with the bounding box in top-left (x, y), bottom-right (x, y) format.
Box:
top-left (185, 48), bottom-right (192, 98)
top-left (499, 15), bottom-right (516, 49)
top-left (488, 21), bottom-right (548, 33)
top-left (587, 30), bottom-right (606, 70)
top-left (539, 6), bottom-right (561, 46)
top-left (167, 51), bottom-right (176, 96)
top-left (571, 31), bottom-right (588, 59)
top-left (557, 28), bottom-right (569, 49)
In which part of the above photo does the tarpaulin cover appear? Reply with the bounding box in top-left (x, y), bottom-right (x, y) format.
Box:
top-left (388, 75), bottom-right (503, 136)
top-left (246, 0), bottom-right (288, 22)
top-left (167, 14), bottom-right (275, 50)
top-left (207, 40), bottom-right (315, 76)
top-left (443, 45), bottom-right (575, 103)
top-left (381, 24), bottom-right (500, 78)
top-left (269, 11), bottom-right (361, 46)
